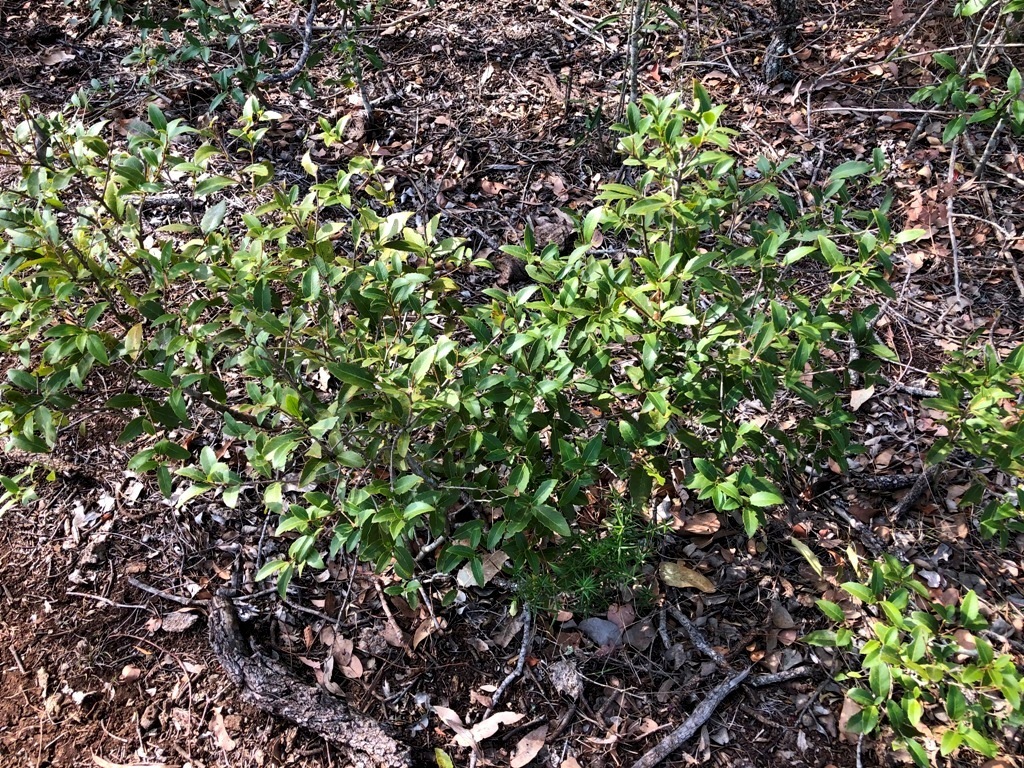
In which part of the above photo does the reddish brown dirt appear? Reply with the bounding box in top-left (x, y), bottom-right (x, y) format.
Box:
top-left (2, 0), bottom-right (1023, 765)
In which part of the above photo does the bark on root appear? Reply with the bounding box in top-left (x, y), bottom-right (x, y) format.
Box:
top-left (208, 595), bottom-right (411, 768)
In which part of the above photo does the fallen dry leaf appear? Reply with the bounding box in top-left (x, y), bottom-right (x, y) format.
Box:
top-left (578, 617), bottom-right (622, 648)
top-left (412, 617), bottom-right (446, 649)
top-left (160, 611), bottom-right (198, 633)
top-left (607, 603), bottom-right (635, 630)
top-left (681, 512), bottom-right (720, 535)
top-left (41, 50), bottom-right (75, 66)
top-left (779, 628), bottom-right (799, 645)
top-left (659, 562), bottom-right (716, 593)
top-left (463, 711), bottom-right (524, 746)
top-left (316, 656), bottom-right (343, 695)
top-left (209, 710), bottom-right (237, 752)
top-left (91, 756), bottom-right (168, 768)
top-left (331, 635), bottom-right (354, 667)
top-left (510, 724), bottom-right (548, 767)
top-left (838, 695), bottom-right (862, 743)
top-left (492, 612), bottom-right (524, 648)
top-left (479, 179), bottom-right (510, 196)
top-left (382, 619), bottom-right (407, 649)
top-left (432, 706), bottom-right (523, 747)
top-left (340, 653), bottom-right (363, 679)
top-left (119, 664), bottom-right (142, 683)
top-left (625, 617), bottom-right (656, 651)
top-left (953, 628), bottom-right (977, 651)
top-left (849, 386), bottom-right (875, 411)
top-left (770, 601), bottom-right (796, 629)
top-left (457, 549), bottom-right (509, 587)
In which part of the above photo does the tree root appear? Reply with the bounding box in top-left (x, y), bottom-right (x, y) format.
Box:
top-left (208, 595), bottom-right (412, 768)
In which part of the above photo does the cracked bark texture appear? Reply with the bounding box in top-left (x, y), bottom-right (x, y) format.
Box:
top-left (208, 595), bottom-right (412, 768)
top-left (763, 0), bottom-right (800, 83)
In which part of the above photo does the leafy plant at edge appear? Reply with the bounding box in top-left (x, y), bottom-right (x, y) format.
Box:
top-left (806, 553), bottom-right (1022, 766)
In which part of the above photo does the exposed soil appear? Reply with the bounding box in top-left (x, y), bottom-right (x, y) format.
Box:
top-left (2, 0), bottom-right (1023, 765)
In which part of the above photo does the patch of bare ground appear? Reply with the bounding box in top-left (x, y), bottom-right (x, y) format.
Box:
top-left (2, 0), bottom-right (1023, 764)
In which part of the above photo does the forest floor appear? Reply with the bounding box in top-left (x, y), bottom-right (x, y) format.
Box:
top-left (1, 0), bottom-right (1023, 766)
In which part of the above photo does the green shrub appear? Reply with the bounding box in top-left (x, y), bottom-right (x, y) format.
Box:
top-left (0, 86), bottom-right (911, 605)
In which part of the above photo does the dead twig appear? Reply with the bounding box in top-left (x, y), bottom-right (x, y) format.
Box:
top-left (630, 665), bottom-right (751, 768)
top-left (265, 0), bottom-right (319, 84)
top-left (66, 591), bottom-right (152, 612)
top-left (667, 604), bottom-right (730, 670)
top-left (127, 576), bottom-right (200, 607)
top-left (748, 666), bottom-right (813, 687)
top-left (946, 140), bottom-right (963, 305)
top-left (657, 604), bottom-right (672, 649)
top-left (879, 375), bottom-right (940, 398)
top-left (973, 116), bottom-right (1005, 180)
top-left (484, 606), bottom-right (533, 717)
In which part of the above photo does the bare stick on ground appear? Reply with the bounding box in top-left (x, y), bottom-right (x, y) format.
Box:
top-left (485, 606), bottom-right (533, 717)
top-left (668, 604), bottom-right (731, 670)
top-left (629, 665), bottom-right (752, 768)
top-left (265, 0), bottom-right (319, 84)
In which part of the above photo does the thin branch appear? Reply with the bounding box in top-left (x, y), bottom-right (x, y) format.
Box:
top-left (667, 604), bottom-right (730, 670)
top-left (879, 376), bottom-right (940, 398)
top-left (946, 140), bottom-right (962, 305)
top-left (657, 604), bottom-right (672, 649)
top-left (67, 591), bottom-right (153, 611)
top-left (484, 607), bottom-right (533, 717)
top-left (127, 576), bottom-right (201, 606)
top-left (265, 0), bottom-right (319, 84)
top-left (630, 665), bottom-right (751, 768)
top-left (973, 116), bottom-right (1005, 180)
top-left (10, 647), bottom-right (27, 675)
top-left (748, 666), bottom-right (813, 687)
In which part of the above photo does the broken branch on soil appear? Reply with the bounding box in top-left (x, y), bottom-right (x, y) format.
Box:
top-left (629, 665), bottom-right (752, 768)
top-left (127, 576), bottom-right (202, 606)
top-left (484, 605), bottom-right (534, 717)
top-left (667, 603), bottom-right (730, 670)
top-left (66, 590), bottom-right (152, 612)
top-left (748, 666), bottom-right (813, 687)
